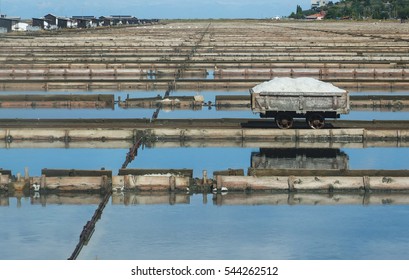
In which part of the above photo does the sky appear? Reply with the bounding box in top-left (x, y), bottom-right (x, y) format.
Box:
top-left (0, 0), bottom-right (326, 19)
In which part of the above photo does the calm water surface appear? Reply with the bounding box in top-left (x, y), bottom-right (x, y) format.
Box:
top-left (81, 196), bottom-right (409, 260)
top-left (2, 192), bottom-right (409, 260)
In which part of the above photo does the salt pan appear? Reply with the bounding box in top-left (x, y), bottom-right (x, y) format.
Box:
top-left (251, 77), bottom-right (346, 93)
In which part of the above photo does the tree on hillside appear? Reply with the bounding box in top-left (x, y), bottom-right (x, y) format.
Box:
top-left (289, 0), bottom-right (409, 20)
top-left (396, 0), bottom-right (409, 20)
top-left (296, 5), bottom-right (303, 15)
top-left (397, 6), bottom-right (409, 20)
top-left (289, 5), bottom-right (305, 19)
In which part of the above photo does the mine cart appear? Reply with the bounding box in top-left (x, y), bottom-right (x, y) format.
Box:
top-left (250, 78), bottom-right (350, 129)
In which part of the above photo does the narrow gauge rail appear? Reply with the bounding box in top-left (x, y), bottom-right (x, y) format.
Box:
top-left (1, 118), bottom-right (409, 130)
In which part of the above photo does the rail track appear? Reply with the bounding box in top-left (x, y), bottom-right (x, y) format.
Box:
top-left (0, 118), bottom-right (408, 130)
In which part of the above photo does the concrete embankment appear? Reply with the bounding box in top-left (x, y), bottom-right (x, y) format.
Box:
top-left (215, 169), bottom-right (409, 193)
top-left (2, 79), bottom-right (409, 91)
top-left (1, 123), bottom-right (409, 149)
top-left (2, 168), bottom-right (409, 194)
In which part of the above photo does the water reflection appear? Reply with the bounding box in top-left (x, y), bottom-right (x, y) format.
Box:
top-left (112, 192), bottom-right (190, 205)
top-left (251, 148), bottom-right (349, 170)
top-left (1, 145), bottom-right (409, 180)
top-left (3, 190), bottom-right (409, 260)
top-left (0, 192), bottom-right (104, 207)
top-left (212, 192), bottom-right (409, 206)
top-left (3, 191), bottom-right (409, 207)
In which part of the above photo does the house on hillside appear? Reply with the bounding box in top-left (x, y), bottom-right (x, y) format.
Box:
top-left (306, 11), bottom-right (326, 20)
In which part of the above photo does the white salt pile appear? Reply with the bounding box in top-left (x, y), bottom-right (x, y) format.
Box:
top-left (251, 77), bottom-right (346, 93)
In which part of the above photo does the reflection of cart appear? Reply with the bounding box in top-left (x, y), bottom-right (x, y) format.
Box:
top-left (251, 148), bottom-right (349, 170)
top-left (250, 78), bottom-right (350, 129)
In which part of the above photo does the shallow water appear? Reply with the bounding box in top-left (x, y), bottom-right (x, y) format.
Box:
top-left (3, 192), bottom-right (409, 260)
top-left (1, 89), bottom-right (409, 260)
top-left (81, 196), bottom-right (409, 260)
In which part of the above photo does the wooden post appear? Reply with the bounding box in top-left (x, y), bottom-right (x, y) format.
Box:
top-left (288, 176), bottom-right (295, 192)
top-left (124, 175), bottom-right (130, 190)
top-left (169, 192), bottom-right (176, 205)
top-left (216, 175), bottom-right (222, 191)
top-left (40, 174), bottom-right (46, 189)
top-left (202, 170), bottom-right (208, 185)
top-left (169, 175), bottom-right (176, 191)
top-left (24, 167), bottom-right (29, 180)
top-left (101, 175), bottom-right (109, 192)
top-left (363, 176), bottom-right (371, 192)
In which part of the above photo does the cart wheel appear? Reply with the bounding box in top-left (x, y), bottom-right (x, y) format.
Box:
top-left (307, 113), bottom-right (325, 129)
top-left (275, 114), bottom-right (294, 129)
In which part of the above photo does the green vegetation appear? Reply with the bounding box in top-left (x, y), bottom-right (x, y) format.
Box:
top-left (289, 5), bottom-right (305, 19)
top-left (289, 0), bottom-right (409, 20)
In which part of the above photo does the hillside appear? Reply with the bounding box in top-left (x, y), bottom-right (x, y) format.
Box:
top-left (290, 0), bottom-right (409, 20)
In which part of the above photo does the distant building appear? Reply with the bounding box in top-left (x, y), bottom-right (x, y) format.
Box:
top-left (100, 15), bottom-right (139, 26)
top-left (72, 16), bottom-right (98, 28)
top-left (0, 16), bottom-right (20, 32)
top-left (44, 14), bottom-right (70, 29)
top-left (32, 18), bottom-right (52, 29)
top-left (311, 0), bottom-right (327, 9)
top-left (58, 17), bottom-right (70, 28)
top-left (306, 11), bottom-right (326, 20)
top-left (0, 18), bottom-right (13, 32)
top-left (99, 16), bottom-right (113, 26)
top-left (44, 14), bottom-right (57, 26)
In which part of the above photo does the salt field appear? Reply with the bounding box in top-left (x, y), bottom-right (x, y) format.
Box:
top-left (2, 19), bottom-right (409, 261)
